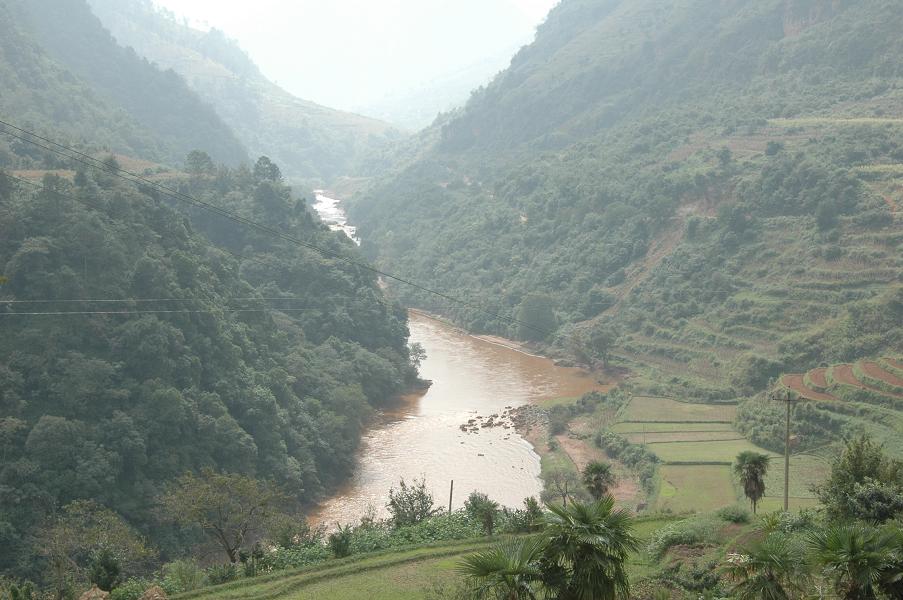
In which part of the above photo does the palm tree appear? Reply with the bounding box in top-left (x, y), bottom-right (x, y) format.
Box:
top-left (458, 536), bottom-right (544, 599)
top-left (541, 496), bottom-right (638, 600)
top-left (721, 533), bottom-right (809, 600)
top-left (734, 451), bottom-right (770, 514)
top-left (582, 461), bottom-right (617, 500)
top-left (808, 522), bottom-right (900, 600)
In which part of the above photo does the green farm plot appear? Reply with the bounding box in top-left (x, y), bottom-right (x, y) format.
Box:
top-left (758, 497), bottom-right (822, 513)
top-left (611, 422), bottom-right (735, 433)
top-left (654, 465), bottom-right (736, 513)
top-left (762, 453), bottom-right (831, 501)
top-left (648, 440), bottom-right (778, 464)
top-left (623, 397), bottom-right (736, 423)
top-left (624, 430), bottom-right (745, 444)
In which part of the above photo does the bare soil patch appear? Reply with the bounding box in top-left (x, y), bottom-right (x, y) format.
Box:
top-left (808, 367), bottom-right (828, 389)
top-left (861, 361), bottom-right (903, 388)
top-left (782, 374), bottom-right (836, 402)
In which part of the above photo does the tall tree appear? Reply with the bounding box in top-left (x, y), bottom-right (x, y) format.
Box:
top-left (540, 496), bottom-right (638, 600)
top-left (734, 451), bottom-right (770, 514)
top-left (159, 469), bottom-right (287, 563)
top-left (582, 461), bottom-right (617, 500)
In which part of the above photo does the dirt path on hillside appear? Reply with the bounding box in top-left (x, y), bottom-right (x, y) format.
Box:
top-left (604, 220), bottom-right (685, 316)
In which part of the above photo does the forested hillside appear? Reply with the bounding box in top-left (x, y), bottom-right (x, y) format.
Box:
top-left (87, 0), bottom-right (405, 185)
top-left (9, 0), bottom-right (247, 167)
top-left (351, 0), bottom-right (903, 398)
top-left (0, 150), bottom-right (417, 576)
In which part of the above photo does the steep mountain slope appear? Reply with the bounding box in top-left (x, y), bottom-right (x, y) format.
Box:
top-left (87, 0), bottom-right (405, 185)
top-left (0, 155), bottom-right (416, 573)
top-left (351, 0), bottom-right (903, 398)
top-left (0, 1), bottom-right (204, 168)
top-left (9, 0), bottom-right (247, 167)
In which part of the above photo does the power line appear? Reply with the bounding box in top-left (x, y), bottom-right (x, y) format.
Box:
top-left (0, 118), bottom-right (551, 337)
top-left (0, 175), bottom-right (406, 314)
top-left (1, 308), bottom-right (319, 317)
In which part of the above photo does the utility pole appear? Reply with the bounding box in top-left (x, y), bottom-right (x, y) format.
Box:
top-left (448, 480), bottom-right (454, 514)
top-left (771, 388), bottom-right (794, 512)
top-left (784, 397), bottom-right (791, 512)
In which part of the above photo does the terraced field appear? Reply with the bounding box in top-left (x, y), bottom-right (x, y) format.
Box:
top-left (782, 357), bottom-right (903, 404)
top-left (610, 397), bottom-right (782, 513)
top-left (173, 519), bottom-right (679, 600)
top-left (622, 396), bottom-right (736, 423)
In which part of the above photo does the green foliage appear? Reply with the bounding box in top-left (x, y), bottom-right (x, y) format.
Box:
top-left (109, 579), bottom-right (151, 600)
top-left (733, 451), bottom-right (770, 514)
top-left (0, 162), bottom-right (416, 575)
top-left (88, 550), bottom-right (121, 592)
top-left (328, 526), bottom-right (354, 559)
top-left (159, 469), bottom-right (288, 564)
top-left (515, 294), bottom-right (556, 342)
top-left (386, 478), bottom-right (440, 529)
top-left (0, 0), bottom-right (246, 167)
top-left (463, 493), bottom-right (500, 537)
top-left (715, 505), bottom-right (750, 524)
top-left (720, 533), bottom-right (809, 600)
top-left (646, 516), bottom-right (719, 560)
top-left (595, 431), bottom-right (659, 493)
top-left (457, 537), bottom-right (543, 600)
top-left (161, 560), bottom-right (205, 595)
top-left (815, 435), bottom-right (903, 522)
top-left (582, 461), bottom-right (617, 500)
top-left (540, 496), bottom-right (639, 599)
top-left (808, 523), bottom-right (903, 600)
top-left (349, 0), bottom-right (902, 395)
top-left (204, 564), bottom-right (238, 586)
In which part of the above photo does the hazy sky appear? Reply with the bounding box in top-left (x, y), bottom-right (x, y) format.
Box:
top-left (152, 0), bottom-right (558, 112)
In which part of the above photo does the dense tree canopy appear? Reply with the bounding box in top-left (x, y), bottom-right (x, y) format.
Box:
top-left (0, 157), bottom-right (417, 579)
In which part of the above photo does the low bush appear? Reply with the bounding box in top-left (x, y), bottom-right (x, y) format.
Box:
top-left (646, 516), bottom-right (719, 559)
top-left (716, 505), bottom-right (750, 524)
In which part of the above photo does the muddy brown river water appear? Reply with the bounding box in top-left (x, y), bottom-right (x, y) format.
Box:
top-left (309, 193), bottom-right (603, 526)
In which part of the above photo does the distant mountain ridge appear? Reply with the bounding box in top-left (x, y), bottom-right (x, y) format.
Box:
top-left (87, 0), bottom-right (406, 185)
top-left (0, 0), bottom-right (247, 168)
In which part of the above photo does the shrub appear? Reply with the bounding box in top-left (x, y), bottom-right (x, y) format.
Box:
top-left (161, 559), bottom-right (205, 594)
top-left (328, 525), bottom-right (353, 558)
top-left (204, 564), bottom-right (238, 585)
top-left (463, 492), bottom-right (500, 535)
top-left (109, 579), bottom-right (152, 600)
top-left (387, 477), bottom-right (439, 528)
top-left (716, 505), bottom-right (751, 524)
top-left (646, 516), bottom-right (719, 559)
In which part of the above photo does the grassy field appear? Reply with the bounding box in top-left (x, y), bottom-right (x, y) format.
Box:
top-left (623, 397), bottom-right (736, 423)
top-left (647, 439), bottom-right (778, 464)
top-left (623, 430), bottom-right (745, 444)
top-left (175, 518), bottom-right (681, 600)
top-left (654, 465), bottom-right (736, 513)
top-left (611, 422), bottom-right (734, 433)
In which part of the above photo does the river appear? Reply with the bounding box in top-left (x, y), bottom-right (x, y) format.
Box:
top-left (309, 192), bottom-right (602, 526)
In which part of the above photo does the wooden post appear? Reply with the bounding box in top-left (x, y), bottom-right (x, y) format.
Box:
top-left (448, 480), bottom-right (454, 514)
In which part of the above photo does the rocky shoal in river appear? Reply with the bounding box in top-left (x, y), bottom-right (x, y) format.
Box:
top-left (458, 404), bottom-right (548, 437)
